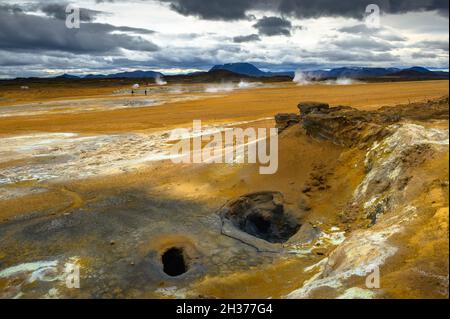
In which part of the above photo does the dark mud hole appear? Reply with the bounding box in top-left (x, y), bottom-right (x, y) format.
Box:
top-left (162, 247), bottom-right (188, 277)
top-left (221, 192), bottom-right (301, 243)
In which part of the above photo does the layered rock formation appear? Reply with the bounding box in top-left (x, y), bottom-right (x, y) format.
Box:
top-left (277, 97), bottom-right (449, 299)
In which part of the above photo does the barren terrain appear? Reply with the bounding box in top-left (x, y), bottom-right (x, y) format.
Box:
top-left (0, 80), bottom-right (448, 299)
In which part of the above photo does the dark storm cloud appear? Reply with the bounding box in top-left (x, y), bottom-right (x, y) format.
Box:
top-left (276, 0), bottom-right (448, 19)
top-left (233, 34), bottom-right (261, 43)
top-left (277, 0), bottom-right (446, 18)
top-left (0, 4), bottom-right (24, 14)
top-left (160, 0), bottom-right (258, 20)
top-left (0, 8), bottom-right (158, 54)
top-left (253, 16), bottom-right (292, 36)
top-left (158, 0), bottom-right (449, 20)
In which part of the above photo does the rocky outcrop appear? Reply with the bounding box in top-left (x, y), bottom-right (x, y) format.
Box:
top-left (302, 106), bottom-right (393, 147)
top-left (298, 102), bottom-right (330, 115)
top-left (276, 97), bottom-right (449, 148)
top-left (275, 113), bottom-right (300, 132)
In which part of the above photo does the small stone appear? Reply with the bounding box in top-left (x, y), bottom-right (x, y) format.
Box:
top-left (298, 196), bottom-right (312, 212)
top-left (272, 193), bottom-right (284, 206)
top-left (302, 186), bottom-right (312, 194)
top-left (314, 248), bottom-right (327, 256)
top-left (312, 180), bottom-right (321, 187)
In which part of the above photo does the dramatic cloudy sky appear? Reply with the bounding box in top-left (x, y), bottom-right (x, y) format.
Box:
top-left (0, 0), bottom-right (448, 78)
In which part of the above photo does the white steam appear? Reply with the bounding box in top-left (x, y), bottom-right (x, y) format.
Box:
top-left (204, 83), bottom-right (236, 93)
top-left (293, 70), bottom-right (313, 86)
top-left (155, 75), bottom-right (167, 86)
top-left (324, 78), bottom-right (359, 85)
top-left (238, 80), bottom-right (262, 89)
top-left (204, 81), bottom-right (263, 93)
top-left (293, 69), bottom-right (361, 86)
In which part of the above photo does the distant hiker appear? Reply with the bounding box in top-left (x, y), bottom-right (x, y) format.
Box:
top-left (145, 89), bottom-right (147, 96)
top-left (131, 90), bottom-right (134, 95)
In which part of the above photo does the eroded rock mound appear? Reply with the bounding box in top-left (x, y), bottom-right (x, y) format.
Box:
top-left (275, 113), bottom-right (300, 132)
top-left (220, 191), bottom-right (301, 244)
top-left (276, 97), bottom-right (449, 148)
top-left (299, 104), bottom-right (391, 147)
top-left (298, 102), bottom-right (330, 115)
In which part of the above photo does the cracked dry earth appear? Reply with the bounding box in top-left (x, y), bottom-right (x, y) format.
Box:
top-left (0, 90), bottom-right (448, 299)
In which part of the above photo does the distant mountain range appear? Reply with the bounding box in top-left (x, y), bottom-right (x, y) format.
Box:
top-left (303, 66), bottom-right (448, 79)
top-left (52, 63), bottom-right (448, 81)
top-left (210, 63), bottom-right (294, 77)
top-left (305, 67), bottom-right (401, 78)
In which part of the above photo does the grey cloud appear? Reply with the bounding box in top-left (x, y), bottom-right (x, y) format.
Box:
top-left (0, 9), bottom-right (159, 54)
top-left (415, 40), bottom-right (449, 51)
top-left (380, 33), bottom-right (407, 42)
top-left (111, 26), bottom-right (155, 35)
top-left (0, 50), bottom-right (44, 66)
top-left (161, 0), bottom-right (258, 20)
top-left (279, 0), bottom-right (449, 19)
top-left (253, 16), bottom-right (292, 36)
top-left (40, 3), bottom-right (103, 22)
top-left (339, 24), bottom-right (376, 34)
top-left (278, 0), bottom-right (369, 19)
top-left (0, 4), bottom-right (24, 14)
top-left (303, 49), bottom-right (399, 63)
top-left (233, 34), bottom-right (261, 43)
top-left (331, 37), bottom-right (395, 51)
top-left (157, 0), bottom-right (449, 20)
top-left (338, 24), bottom-right (407, 42)
top-left (412, 52), bottom-right (438, 58)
